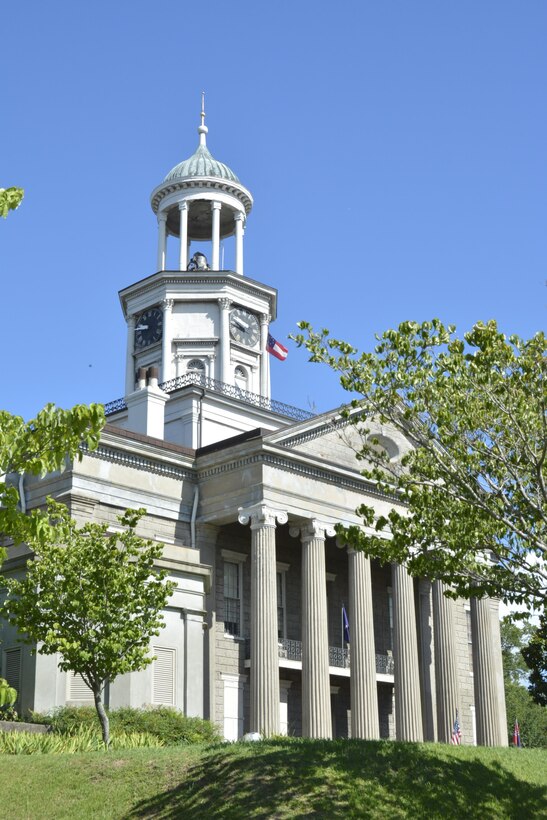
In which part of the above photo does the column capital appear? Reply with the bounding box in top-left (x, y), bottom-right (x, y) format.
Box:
top-left (178, 200), bottom-right (189, 212)
top-left (157, 210), bottom-right (168, 223)
top-left (259, 313), bottom-right (270, 327)
top-left (238, 503), bottom-right (288, 530)
top-left (211, 200), bottom-right (222, 211)
top-left (290, 519), bottom-right (336, 542)
top-left (127, 314), bottom-right (136, 328)
top-left (234, 211), bottom-right (245, 224)
top-left (161, 298), bottom-right (174, 312)
top-left (218, 297), bottom-right (232, 310)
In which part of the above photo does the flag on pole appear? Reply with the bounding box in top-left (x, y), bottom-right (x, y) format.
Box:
top-left (267, 334), bottom-right (288, 361)
top-left (342, 605), bottom-right (350, 644)
top-left (512, 719), bottom-right (521, 747)
top-left (450, 710), bottom-right (462, 745)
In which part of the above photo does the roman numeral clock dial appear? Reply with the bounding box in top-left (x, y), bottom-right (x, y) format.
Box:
top-left (229, 308), bottom-right (259, 347)
top-left (135, 307), bottom-right (163, 349)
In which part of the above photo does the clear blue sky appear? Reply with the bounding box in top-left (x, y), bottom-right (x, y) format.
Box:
top-left (3, 1), bottom-right (546, 420)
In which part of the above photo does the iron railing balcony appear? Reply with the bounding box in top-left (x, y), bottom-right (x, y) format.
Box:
top-left (103, 372), bottom-right (314, 423)
top-left (244, 637), bottom-right (395, 676)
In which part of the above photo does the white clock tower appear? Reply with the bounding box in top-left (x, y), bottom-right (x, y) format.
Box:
top-left (108, 103), bottom-right (302, 448)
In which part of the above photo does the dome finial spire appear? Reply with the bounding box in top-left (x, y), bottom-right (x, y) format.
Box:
top-left (198, 91), bottom-right (208, 147)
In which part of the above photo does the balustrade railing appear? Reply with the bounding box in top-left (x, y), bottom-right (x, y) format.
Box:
top-left (104, 372), bottom-right (314, 422)
top-left (244, 637), bottom-right (394, 675)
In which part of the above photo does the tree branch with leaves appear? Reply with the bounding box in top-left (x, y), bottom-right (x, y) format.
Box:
top-left (294, 319), bottom-right (547, 611)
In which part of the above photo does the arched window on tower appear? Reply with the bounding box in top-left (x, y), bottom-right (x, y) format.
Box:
top-left (187, 358), bottom-right (206, 384)
top-left (234, 365), bottom-right (248, 394)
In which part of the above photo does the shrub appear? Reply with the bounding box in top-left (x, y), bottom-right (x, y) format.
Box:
top-left (0, 725), bottom-right (164, 755)
top-left (29, 705), bottom-right (219, 745)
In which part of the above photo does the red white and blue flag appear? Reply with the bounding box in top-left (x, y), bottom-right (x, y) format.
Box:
top-left (512, 719), bottom-right (521, 747)
top-left (267, 333), bottom-right (288, 361)
top-left (450, 710), bottom-right (462, 745)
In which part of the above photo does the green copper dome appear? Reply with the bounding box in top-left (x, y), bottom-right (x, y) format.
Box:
top-left (164, 143), bottom-right (240, 184)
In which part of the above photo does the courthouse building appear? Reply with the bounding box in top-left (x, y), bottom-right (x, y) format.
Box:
top-left (1, 108), bottom-right (507, 745)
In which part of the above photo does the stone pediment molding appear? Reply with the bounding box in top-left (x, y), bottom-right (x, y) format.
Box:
top-left (81, 442), bottom-right (195, 481)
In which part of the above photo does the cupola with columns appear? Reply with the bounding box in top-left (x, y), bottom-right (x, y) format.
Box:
top-left (113, 100), bottom-right (302, 449)
top-left (150, 94), bottom-right (252, 275)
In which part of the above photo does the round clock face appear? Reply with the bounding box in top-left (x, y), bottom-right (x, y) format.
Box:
top-left (135, 307), bottom-right (163, 349)
top-left (229, 308), bottom-right (259, 348)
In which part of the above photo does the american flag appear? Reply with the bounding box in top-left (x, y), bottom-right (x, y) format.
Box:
top-left (512, 719), bottom-right (521, 747)
top-left (450, 710), bottom-right (462, 745)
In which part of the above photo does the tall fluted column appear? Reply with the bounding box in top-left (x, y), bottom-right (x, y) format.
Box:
top-left (291, 520), bottom-right (335, 738)
top-left (161, 299), bottom-right (174, 384)
top-left (218, 298), bottom-right (231, 384)
top-left (259, 313), bottom-right (270, 398)
top-left (238, 504), bottom-right (287, 736)
top-left (471, 596), bottom-right (502, 746)
top-left (157, 211), bottom-right (167, 271)
top-left (234, 212), bottom-right (245, 275)
top-left (392, 563), bottom-right (423, 741)
top-left (432, 581), bottom-right (460, 743)
top-left (125, 314), bottom-right (136, 396)
top-left (179, 202), bottom-right (189, 271)
top-left (348, 548), bottom-right (379, 739)
top-left (211, 201), bottom-right (221, 270)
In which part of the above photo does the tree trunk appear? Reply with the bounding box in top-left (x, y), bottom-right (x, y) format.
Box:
top-left (93, 686), bottom-right (110, 748)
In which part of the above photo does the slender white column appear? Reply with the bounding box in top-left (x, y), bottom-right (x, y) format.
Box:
top-left (125, 314), bottom-right (136, 396)
top-left (238, 504), bottom-right (287, 736)
top-left (432, 581), bottom-right (460, 743)
top-left (348, 548), bottom-right (380, 739)
top-left (234, 212), bottom-right (245, 275)
top-left (392, 563), bottom-right (423, 741)
top-left (211, 201), bottom-right (221, 270)
top-left (291, 520), bottom-right (335, 738)
top-left (161, 299), bottom-right (174, 384)
top-left (218, 298), bottom-right (231, 384)
top-left (179, 202), bottom-right (189, 271)
top-left (259, 313), bottom-right (270, 399)
top-left (157, 211), bottom-right (167, 271)
top-left (471, 596), bottom-right (502, 746)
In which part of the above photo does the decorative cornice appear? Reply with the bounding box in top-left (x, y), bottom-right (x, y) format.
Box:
top-left (121, 274), bottom-right (275, 309)
top-left (151, 177), bottom-right (253, 215)
top-left (238, 503), bottom-right (288, 529)
top-left (278, 416), bottom-right (348, 449)
top-left (81, 442), bottom-right (195, 481)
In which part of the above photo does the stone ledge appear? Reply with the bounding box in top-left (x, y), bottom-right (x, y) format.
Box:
top-left (0, 721), bottom-right (49, 734)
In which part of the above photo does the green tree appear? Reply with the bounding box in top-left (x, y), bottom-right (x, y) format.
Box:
top-left (295, 319), bottom-right (547, 611)
top-left (500, 615), bottom-right (533, 684)
top-left (0, 187), bottom-right (24, 217)
top-left (0, 501), bottom-right (175, 747)
top-left (0, 403), bottom-right (105, 562)
top-left (504, 681), bottom-right (547, 748)
top-left (522, 613), bottom-right (547, 706)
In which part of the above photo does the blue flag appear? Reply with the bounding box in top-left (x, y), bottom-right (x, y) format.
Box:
top-left (342, 605), bottom-right (350, 644)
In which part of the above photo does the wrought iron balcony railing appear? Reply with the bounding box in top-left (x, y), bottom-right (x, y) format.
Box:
top-left (104, 373), bottom-right (314, 422)
top-left (244, 638), bottom-right (395, 675)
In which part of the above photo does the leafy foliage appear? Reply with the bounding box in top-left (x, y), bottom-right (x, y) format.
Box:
top-left (522, 613), bottom-right (547, 706)
top-left (0, 502), bottom-right (175, 746)
top-left (500, 616), bottom-right (534, 685)
top-left (504, 681), bottom-right (547, 748)
top-left (294, 319), bottom-right (547, 610)
top-left (0, 677), bottom-right (17, 709)
top-left (0, 187), bottom-right (24, 218)
top-left (30, 705), bottom-right (220, 745)
top-left (0, 725), bottom-right (163, 755)
top-left (0, 402), bottom-right (105, 562)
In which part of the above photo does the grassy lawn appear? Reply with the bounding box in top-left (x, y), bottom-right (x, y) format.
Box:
top-left (2, 739), bottom-right (546, 819)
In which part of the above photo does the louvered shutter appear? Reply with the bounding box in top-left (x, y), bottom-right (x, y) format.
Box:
top-left (4, 648), bottom-right (22, 706)
top-left (68, 673), bottom-right (94, 703)
top-left (152, 647), bottom-right (175, 705)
